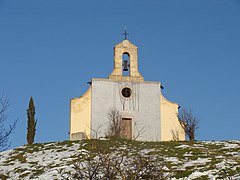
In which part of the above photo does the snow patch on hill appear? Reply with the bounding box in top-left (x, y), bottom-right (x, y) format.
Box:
top-left (0, 140), bottom-right (239, 179)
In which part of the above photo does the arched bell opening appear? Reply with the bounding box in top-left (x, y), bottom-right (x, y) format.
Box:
top-left (122, 52), bottom-right (130, 76)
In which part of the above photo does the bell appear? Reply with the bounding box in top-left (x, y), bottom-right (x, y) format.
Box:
top-left (123, 66), bottom-right (128, 71)
top-left (123, 60), bottom-right (129, 71)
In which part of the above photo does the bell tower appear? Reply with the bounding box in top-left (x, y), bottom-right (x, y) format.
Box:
top-left (109, 39), bottom-right (144, 81)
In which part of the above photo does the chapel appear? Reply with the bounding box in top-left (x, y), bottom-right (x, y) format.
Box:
top-left (70, 36), bottom-right (185, 141)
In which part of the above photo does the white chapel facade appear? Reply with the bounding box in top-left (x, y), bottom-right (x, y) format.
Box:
top-left (70, 38), bottom-right (185, 141)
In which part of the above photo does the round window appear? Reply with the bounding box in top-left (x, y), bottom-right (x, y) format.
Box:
top-left (122, 87), bottom-right (131, 98)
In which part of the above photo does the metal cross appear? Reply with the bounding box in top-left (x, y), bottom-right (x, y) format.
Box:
top-left (122, 28), bottom-right (129, 40)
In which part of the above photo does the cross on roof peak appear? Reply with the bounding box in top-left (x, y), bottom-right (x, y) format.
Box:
top-left (122, 27), bottom-right (129, 40)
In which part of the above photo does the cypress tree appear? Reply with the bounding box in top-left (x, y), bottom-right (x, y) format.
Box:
top-left (27, 96), bottom-right (37, 145)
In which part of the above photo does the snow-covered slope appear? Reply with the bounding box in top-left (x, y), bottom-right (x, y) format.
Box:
top-left (0, 140), bottom-right (239, 179)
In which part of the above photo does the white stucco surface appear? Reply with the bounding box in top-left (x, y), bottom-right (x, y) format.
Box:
top-left (91, 78), bottom-right (161, 141)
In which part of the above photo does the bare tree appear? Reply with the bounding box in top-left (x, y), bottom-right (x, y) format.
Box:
top-left (91, 124), bottom-right (105, 139)
top-left (60, 140), bottom-right (170, 179)
top-left (178, 108), bottom-right (199, 141)
top-left (0, 92), bottom-right (17, 151)
top-left (106, 108), bottom-right (146, 140)
top-left (133, 124), bottom-right (146, 140)
top-left (106, 108), bottom-right (122, 138)
top-left (59, 153), bottom-right (103, 180)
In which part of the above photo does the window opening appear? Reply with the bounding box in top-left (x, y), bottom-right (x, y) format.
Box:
top-left (122, 87), bottom-right (131, 98)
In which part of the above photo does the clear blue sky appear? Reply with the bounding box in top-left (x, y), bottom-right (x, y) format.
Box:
top-left (0, 0), bottom-right (240, 149)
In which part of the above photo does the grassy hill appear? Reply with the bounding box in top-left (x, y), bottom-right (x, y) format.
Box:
top-left (0, 139), bottom-right (240, 179)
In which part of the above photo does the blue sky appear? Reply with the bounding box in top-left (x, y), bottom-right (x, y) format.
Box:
top-left (0, 0), bottom-right (240, 149)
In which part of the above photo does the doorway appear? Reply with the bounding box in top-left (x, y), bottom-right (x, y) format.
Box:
top-left (120, 118), bottom-right (132, 139)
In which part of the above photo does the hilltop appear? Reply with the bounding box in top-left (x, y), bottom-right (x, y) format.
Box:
top-left (0, 140), bottom-right (240, 179)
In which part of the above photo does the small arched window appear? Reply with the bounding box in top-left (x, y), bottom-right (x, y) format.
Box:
top-left (122, 52), bottom-right (130, 76)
